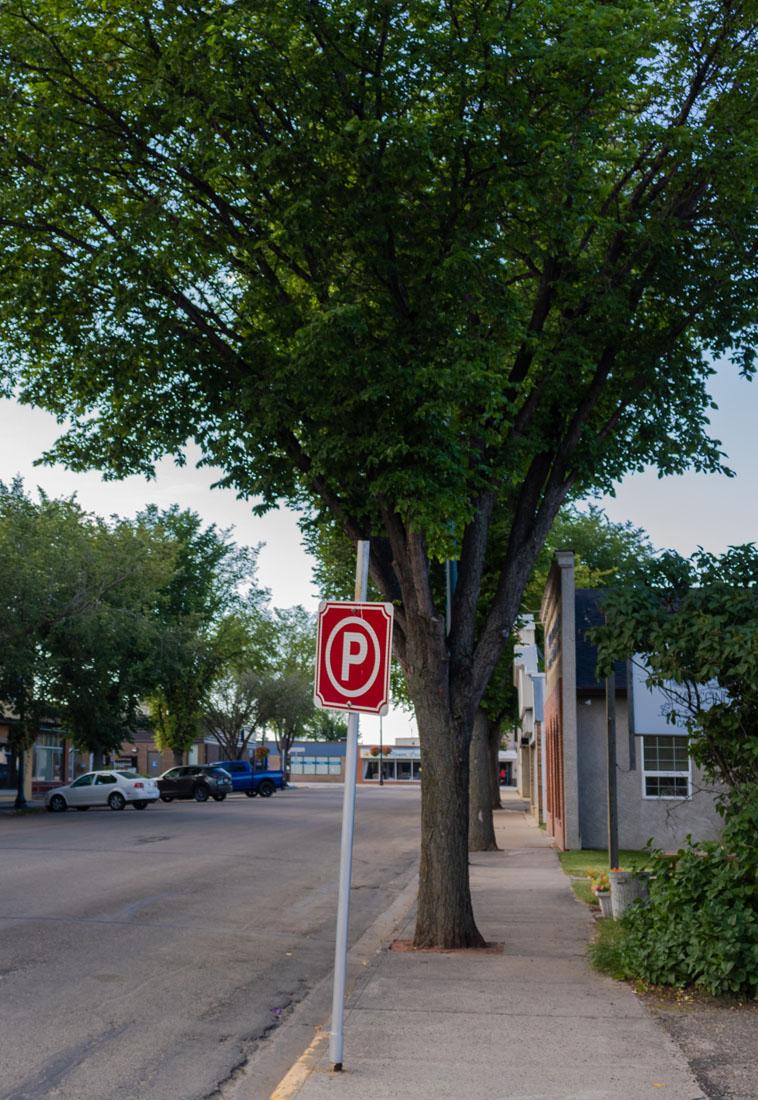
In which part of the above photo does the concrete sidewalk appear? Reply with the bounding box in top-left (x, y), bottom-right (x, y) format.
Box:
top-left (270, 793), bottom-right (704, 1100)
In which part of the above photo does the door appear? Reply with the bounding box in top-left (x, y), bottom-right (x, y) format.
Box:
top-left (160, 767), bottom-right (182, 798)
top-left (178, 767), bottom-right (200, 797)
top-left (93, 772), bottom-right (118, 805)
top-left (67, 772), bottom-right (95, 806)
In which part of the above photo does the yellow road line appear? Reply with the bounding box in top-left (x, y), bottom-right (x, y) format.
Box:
top-left (270, 1031), bottom-right (329, 1099)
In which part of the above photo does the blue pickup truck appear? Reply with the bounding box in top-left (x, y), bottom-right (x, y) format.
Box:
top-left (218, 760), bottom-right (286, 798)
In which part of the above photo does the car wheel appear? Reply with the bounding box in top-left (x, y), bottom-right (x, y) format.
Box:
top-left (160, 795), bottom-right (173, 802)
top-left (258, 780), bottom-right (275, 798)
top-left (133, 800), bottom-right (148, 809)
top-left (194, 784), bottom-right (210, 802)
top-left (108, 791), bottom-right (126, 811)
top-left (49, 793), bottom-right (67, 812)
top-left (244, 789), bottom-right (255, 798)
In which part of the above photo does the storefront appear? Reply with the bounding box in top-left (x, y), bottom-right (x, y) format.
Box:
top-left (358, 745), bottom-right (421, 784)
top-left (288, 742), bottom-right (346, 781)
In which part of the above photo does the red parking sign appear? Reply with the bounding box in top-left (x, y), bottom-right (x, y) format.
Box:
top-left (314, 601), bottom-right (394, 716)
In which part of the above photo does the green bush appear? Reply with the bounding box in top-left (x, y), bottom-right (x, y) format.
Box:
top-left (620, 807), bottom-right (758, 998)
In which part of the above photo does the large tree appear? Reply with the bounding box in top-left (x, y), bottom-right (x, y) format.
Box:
top-left (2, 1), bottom-right (757, 945)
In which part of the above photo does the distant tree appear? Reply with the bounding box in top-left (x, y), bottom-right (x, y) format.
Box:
top-left (45, 519), bottom-right (175, 767)
top-left (201, 671), bottom-right (262, 761)
top-left (253, 606), bottom-right (319, 776)
top-left (257, 670), bottom-right (314, 780)
top-left (142, 506), bottom-right (264, 764)
top-left (524, 504), bottom-right (658, 609)
top-left (0, 479), bottom-right (173, 779)
top-left (305, 709), bottom-right (348, 743)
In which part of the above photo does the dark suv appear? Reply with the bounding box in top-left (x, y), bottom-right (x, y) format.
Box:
top-left (157, 765), bottom-right (233, 803)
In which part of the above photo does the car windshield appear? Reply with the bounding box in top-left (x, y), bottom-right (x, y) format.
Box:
top-left (209, 768), bottom-right (229, 777)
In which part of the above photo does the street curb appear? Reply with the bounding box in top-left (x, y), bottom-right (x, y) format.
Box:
top-left (266, 868), bottom-right (419, 1099)
top-left (270, 1032), bottom-right (330, 1100)
top-left (213, 864), bottom-right (419, 1100)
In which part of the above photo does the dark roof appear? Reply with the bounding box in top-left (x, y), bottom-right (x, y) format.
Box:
top-left (575, 588), bottom-right (626, 694)
top-left (290, 740), bottom-right (347, 757)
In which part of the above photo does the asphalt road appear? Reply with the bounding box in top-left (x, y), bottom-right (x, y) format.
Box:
top-left (0, 785), bottom-right (421, 1100)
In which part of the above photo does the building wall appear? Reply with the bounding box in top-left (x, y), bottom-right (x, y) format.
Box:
top-left (576, 693), bottom-right (722, 849)
top-left (542, 552), bottom-right (580, 849)
top-left (529, 552), bottom-right (724, 852)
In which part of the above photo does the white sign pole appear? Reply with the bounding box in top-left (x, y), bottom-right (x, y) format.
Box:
top-left (329, 539), bottom-right (369, 1071)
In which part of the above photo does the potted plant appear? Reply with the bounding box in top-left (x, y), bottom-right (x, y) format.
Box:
top-left (587, 869), bottom-right (613, 918)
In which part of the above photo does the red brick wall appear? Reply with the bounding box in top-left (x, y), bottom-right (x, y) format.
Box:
top-left (544, 680), bottom-right (566, 851)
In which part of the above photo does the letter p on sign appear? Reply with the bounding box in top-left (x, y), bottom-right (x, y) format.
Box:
top-left (314, 602), bottom-right (394, 716)
top-left (341, 632), bottom-right (368, 680)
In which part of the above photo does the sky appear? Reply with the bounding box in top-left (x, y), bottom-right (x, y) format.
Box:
top-left (593, 362), bottom-right (758, 555)
top-left (1, 358), bottom-right (756, 741)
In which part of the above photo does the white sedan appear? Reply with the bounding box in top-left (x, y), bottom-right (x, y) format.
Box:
top-left (45, 770), bottom-right (160, 812)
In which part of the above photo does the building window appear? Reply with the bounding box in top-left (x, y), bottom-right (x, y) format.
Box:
top-left (33, 734), bottom-right (64, 782)
top-left (363, 758), bottom-right (421, 781)
top-left (642, 735), bottom-right (690, 798)
top-left (291, 755), bottom-right (341, 775)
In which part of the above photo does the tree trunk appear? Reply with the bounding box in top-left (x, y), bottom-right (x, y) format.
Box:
top-left (469, 708), bottom-right (499, 851)
top-left (408, 649), bottom-right (486, 949)
top-left (489, 723), bottom-right (502, 810)
top-left (93, 746), bottom-right (105, 771)
top-left (173, 749), bottom-right (184, 767)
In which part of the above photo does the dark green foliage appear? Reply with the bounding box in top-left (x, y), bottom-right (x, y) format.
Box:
top-left (0, 480), bottom-right (268, 761)
top-left (620, 812), bottom-right (758, 998)
top-left (523, 504), bottom-right (657, 609)
top-left (594, 545), bottom-right (758, 796)
top-left (0, 478), bottom-right (175, 755)
top-left (592, 546), bottom-right (758, 999)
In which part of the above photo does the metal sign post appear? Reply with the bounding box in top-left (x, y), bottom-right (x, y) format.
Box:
top-left (329, 540), bottom-right (369, 1071)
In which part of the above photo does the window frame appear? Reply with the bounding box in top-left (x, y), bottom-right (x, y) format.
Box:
top-left (641, 733), bottom-right (692, 800)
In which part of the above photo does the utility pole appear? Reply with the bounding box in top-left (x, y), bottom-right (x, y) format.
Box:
top-left (606, 671), bottom-right (619, 870)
